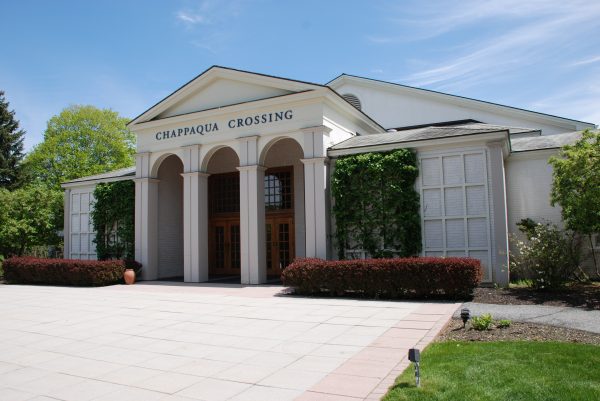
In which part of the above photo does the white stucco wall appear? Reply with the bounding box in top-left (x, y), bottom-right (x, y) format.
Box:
top-left (333, 81), bottom-right (588, 135)
top-left (505, 150), bottom-right (563, 235)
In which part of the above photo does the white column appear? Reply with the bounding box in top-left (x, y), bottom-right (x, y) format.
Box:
top-left (488, 142), bottom-right (510, 286)
top-left (134, 177), bottom-right (159, 280)
top-left (182, 171), bottom-right (210, 282)
top-left (238, 165), bottom-right (266, 284)
top-left (302, 157), bottom-right (328, 259)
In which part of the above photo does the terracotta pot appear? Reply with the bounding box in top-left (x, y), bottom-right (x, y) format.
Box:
top-left (124, 269), bottom-right (136, 285)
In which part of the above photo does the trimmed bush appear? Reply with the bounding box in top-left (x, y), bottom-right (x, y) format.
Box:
top-left (281, 257), bottom-right (482, 299)
top-left (3, 257), bottom-right (128, 286)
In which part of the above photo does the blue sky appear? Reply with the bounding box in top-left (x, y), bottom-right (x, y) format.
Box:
top-left (1, 0), bottom-right (599, 151)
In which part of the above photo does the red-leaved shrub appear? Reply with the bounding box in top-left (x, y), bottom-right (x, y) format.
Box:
top-left (3, 257), bottom-right (128, 286)
top-left (281, 257), bottom-right (483, 299)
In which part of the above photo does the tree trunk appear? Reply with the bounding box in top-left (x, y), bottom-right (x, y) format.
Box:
top-left (589, 234), bottom-right (599, 278)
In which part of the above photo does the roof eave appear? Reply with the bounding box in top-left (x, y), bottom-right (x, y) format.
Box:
top-left (328, 130), bottom-right (509, 157)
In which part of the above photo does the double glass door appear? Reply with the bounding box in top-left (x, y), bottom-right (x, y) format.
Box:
top-left (266, 215), bottom-right (294, 276)
top-left (208, 219), bottom-right (241, 276)
top-left (208, 168), bottom-right (295, 278)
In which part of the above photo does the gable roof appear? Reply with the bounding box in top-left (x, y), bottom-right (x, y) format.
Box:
top-left (128, 66), bottom-right (385, 132)
top-left (327, 73), bottom-right (596, 129)
top-left (128, 66), bottom-right (325, 126)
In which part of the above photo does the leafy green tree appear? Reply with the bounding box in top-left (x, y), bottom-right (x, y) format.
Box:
top-left (0, 91), bottom-right (26, 189)
top-left (25, 105), bottom-right (134, 190)
top-left (549, 129), bottom-right (600, 276)
top-left (0, 184), bottom-right (63, 257)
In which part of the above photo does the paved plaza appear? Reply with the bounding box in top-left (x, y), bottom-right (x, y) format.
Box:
top-left (0, 283), bottom-right (458, 401)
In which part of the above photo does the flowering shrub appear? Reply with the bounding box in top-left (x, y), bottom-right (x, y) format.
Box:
top-left (510, 220), bottom-right (582, 289)
top-left (3, 257), bottom-right (128, 286)
top-left (281, 257), bottom-right (482, 299)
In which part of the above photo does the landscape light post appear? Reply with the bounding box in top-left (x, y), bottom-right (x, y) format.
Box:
top-left (461, 308), bottom-right (471, 328)
top-left (408, 348), bottom-right (421, 387)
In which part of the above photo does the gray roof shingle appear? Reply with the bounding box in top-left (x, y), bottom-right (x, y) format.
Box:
top-left (330, 122), bottom-right (521, 151)
top-left (510, 131), bottom-right (589, 152)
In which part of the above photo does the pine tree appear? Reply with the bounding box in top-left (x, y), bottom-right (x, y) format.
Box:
top-left (0, 91), bottom-right (26, 189)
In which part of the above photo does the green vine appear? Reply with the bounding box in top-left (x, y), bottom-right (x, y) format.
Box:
top-left (91, 180), bottom-right (135, 260)
top-left (332, 149), bottom-right (421, 259)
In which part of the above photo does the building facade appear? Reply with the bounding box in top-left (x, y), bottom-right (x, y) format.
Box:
top-left (62, 66), bottom-right (596, 286)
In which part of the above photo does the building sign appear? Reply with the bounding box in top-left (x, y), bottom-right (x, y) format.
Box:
top-left (155, 109), bottom-right (294, 141)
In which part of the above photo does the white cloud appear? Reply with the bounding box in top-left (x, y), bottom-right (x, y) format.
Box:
top-left (568, 55), bottom-right (600, 68)
top-left (176, 10), bottom-right (209, 25)
top-left (391, 1), bottom-right (600, 91)
top-left (380, 0), bottom-right (597, 41)
top-left (174, 1), bottom-right (246, 51)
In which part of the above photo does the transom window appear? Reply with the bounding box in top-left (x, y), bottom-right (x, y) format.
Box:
top-left (209, 172), bottom-right (240, 214)
top-left (209, 167), bottom-right (293, 214)
top-left (264, 168), bottom-right (293, 210)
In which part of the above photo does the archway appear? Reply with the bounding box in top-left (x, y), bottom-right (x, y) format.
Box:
top-left (156, 154), bottom-right (184, 279)
top-left (205, 146), bottom-right (241, 281)
top-left (261, 137), bottom-right (305, 279)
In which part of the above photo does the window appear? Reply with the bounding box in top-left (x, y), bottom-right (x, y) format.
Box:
top-left (209, 173), bottom-right (240, 214)
top-left (264, 169), bottom-right (292, 210)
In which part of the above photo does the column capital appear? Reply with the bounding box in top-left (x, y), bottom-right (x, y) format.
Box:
top-left (237, 165), bottom-right (267, 172)
top-left (300, 157), bottom-right (328, 165)
top-left (181, 144), bottom-right (201, 150)
top-left (181, 172), bottom-right (210, 178)
top-left (300, 125), bottom-right (333, 135)
top-left (236, 135), bottom-right (260, 143)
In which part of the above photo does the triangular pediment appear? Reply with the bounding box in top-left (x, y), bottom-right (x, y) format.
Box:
top-left (156, 78), bottom-right (294, 119)
top-left (129, 66), bottom-right (323, 125)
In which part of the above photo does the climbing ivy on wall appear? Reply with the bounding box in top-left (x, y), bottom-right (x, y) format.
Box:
top-left (332, 149), bottom-right (421, 259)
top-left (91, 180), bottom-right (135, 260)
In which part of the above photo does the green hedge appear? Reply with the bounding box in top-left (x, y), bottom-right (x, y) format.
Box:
top-left (3, 257), bottom-right (126, 286)
top-left (282, 257), bottom-right (483, 299)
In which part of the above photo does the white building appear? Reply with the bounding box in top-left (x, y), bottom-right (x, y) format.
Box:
top-left (62, 66), bottom-right (596, 286)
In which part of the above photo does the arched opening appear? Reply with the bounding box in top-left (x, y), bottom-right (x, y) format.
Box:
top-left (261, 137), bottom-right (305, 279)
top-left (156, 154), bottom-right (184, 279)
top-left (205, 146), bottom-right (241, 282)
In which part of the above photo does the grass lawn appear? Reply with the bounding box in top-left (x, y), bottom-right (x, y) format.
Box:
top-left (383, 341), bottom-right (600, 401)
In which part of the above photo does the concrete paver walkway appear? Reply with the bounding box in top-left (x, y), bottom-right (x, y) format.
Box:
top-left (0, 283), bottom-right (459, 401)
top-left (457, 302), bottom-right (600, 334)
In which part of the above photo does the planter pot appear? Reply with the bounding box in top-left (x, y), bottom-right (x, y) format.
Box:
top-left (124, 269), bottom-right (136, 285)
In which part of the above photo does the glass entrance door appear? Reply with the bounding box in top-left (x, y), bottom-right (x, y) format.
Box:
top-left (266, 216), bottom-right (294, 276)
top-left (208, 172), bottom-right (240, 277)
top-left (209, 219), bottom-right (240, 276)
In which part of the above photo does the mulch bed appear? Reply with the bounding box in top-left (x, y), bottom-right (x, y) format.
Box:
top-left (439, 318), bottom-right (600, 346)
top-left (472, 282), bottom-right (600, 310)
